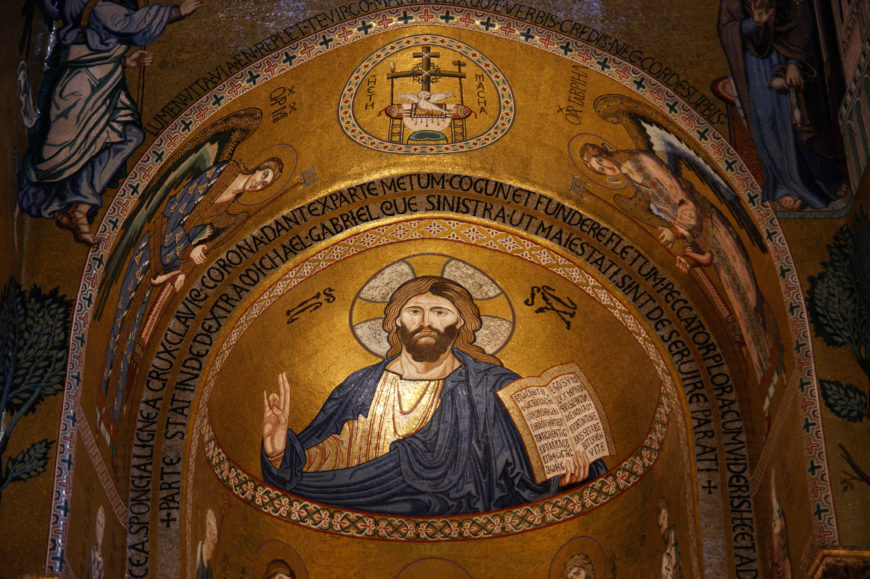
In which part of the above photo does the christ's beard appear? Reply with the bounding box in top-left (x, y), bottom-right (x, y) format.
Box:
top-left (398, 323), bottom-right (459, 362)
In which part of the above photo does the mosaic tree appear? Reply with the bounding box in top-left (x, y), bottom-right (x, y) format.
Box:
top-left (807, 211), bottom-right (870, 490)
top-left (0, 278), bottom-right (71, 497)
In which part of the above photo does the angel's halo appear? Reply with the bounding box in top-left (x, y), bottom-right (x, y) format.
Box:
top-left (235, 143), bottom-right (299, 206)
top-left (568, 133), bottom-right (629, 190)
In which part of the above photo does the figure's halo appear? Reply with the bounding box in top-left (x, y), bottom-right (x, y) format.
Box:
top-left (568, 133), bottom-right (628, 190)
top-left (548, 536), bottom-right (608, 579)
top-left (349, 254), bottom-right (515, 359)
top-left (253, 540), bottom-right (308, 579)
top-left (395, 558), bottom-right (472, 578)
top-left (235, 143), bottom-right (298, 206)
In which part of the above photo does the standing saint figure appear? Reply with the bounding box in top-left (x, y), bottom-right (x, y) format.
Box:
top-left (17, 0), bottom-right (203, 246)
top-left (718, 0), bottom-right (844, 211)
top-left (657, 498), bottom-right (683, 579)
top-left (581, 144), bottom-right (782, 417)
top-left (100, 158), bottom-right (282, 429)
top-left (87, 505), bottom-right (105, 579)
top-left (261, 276), bottom-right (606, 515)
top-left (195, 509), bottom-right (218, 579)
top-left (770, 471), bottom-right (792, 578)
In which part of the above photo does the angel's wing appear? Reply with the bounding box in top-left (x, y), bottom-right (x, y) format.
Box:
top-left (591, 95), bottom-right (766, 253)
top-left (613, 187), bottom-right (670, 230)
top-left (639, 118), bottom-right (766, 253)
top-left (95, 108), bottom-right (263, 319)
top-left (397, 93), bottom-right (420, 103)
top-left (428, 92), bottom-right (454, 103)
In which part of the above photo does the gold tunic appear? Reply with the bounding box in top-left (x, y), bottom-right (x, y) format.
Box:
top-left (303, 371), bottom-right (445, 471)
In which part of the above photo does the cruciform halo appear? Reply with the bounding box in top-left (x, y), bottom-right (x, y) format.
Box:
top-left (349, 254), bottom-right (515, 359)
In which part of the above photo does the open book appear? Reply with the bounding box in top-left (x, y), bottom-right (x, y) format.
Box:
top-left (497, 363), bottom-right (615, 484)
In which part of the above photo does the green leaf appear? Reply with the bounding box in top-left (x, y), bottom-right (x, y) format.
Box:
top-left (807, 211), bottom-right (870, 373)
top-left (0, 279), bottom-right (25, 391)
top-left (3, 438), bottom-right (54, 486)
top-left (819, 379), bottom-right (868, 422)
top-left (808, 273), bottom-right (854, 348)
top-left (6, 285), bottom-right (72, 416)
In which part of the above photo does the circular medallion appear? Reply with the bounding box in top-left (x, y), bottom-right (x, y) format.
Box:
top-left (339, 35), bottom-right (514, 153)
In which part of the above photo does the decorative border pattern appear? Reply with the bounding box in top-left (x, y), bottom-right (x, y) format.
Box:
top-left (203, 393), bottom-right (669, 540)
top-left (750, 369), bottom-right (800, 497)
top-left (338, 34), bottom-right (514, 153)
top-left (75, 404), bottom-right (128, 528)
top-left (51, 2), bottom-right (836, 571)
top-left (836, 37), bottom-right (870, 200)
top-left (837, 36), bottom-right (869, 126)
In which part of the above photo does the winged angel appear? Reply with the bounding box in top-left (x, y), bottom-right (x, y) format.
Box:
top-left (93, 108), bottom-right (294, 430)
top-left (579, 95), bottom-right (783, 420)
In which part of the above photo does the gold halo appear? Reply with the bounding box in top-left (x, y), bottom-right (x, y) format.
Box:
top-left (548, 536), bottom-right (608, 579)
top-left (568, 133), bottom-right (628, 190)
top-left (235, 144), bottom-right (299, 206)
top-left (395, 558), bottom-right (472, 579)
top-left (253, 540), bottom-right (308, 579)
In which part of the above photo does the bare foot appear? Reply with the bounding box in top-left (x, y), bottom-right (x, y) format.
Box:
top-left (150, 270), bottom-right (183, 287)
top-left (777, 196), bottom-right (804, 211)
top-left (55, 207), bottom-right (96, 246)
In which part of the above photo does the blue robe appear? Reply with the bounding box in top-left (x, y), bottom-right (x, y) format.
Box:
top-left (740, 21), bottom-right (840, 208)
top-left (718, 0), bottom-right (841, 209)
top-left (18, 1), bottom-right (179, 221)
top-left (101, 162), bottom-right (238, 420)
top-left (261, 350), bottom-right (606, 515)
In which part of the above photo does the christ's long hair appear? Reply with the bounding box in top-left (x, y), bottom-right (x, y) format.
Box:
top-left (382, 276), bottom-right (502, 366)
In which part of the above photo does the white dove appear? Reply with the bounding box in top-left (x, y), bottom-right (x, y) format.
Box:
top-left (397, 91), bottom-right (454, 114)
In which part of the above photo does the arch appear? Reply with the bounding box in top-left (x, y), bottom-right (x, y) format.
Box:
top-left (846, 122), bottom-right (861, 185)
top-left (854, 98), bottom-right (869, 160)
top-left (22, 4), bottom-right (842, 577)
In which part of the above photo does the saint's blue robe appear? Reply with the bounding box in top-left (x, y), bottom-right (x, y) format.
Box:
top-left (740, 19), bottom-right (840, 208)
top-left (18, 1), bottom-right (180, 221)
top-left (718, 0), bottom-right (841, 209)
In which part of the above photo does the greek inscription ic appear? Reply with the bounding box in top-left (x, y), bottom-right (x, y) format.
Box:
top-left (286, 288), bottom-right (336, 325)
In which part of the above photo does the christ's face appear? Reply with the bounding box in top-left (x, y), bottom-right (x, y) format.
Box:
top-left (397, 293), bottom-right (464, 362)
top-left (246, 168), bottom-right (275, 192)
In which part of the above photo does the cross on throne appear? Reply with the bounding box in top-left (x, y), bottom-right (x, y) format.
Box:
top-left (381, 46), bottom-right (475, 144)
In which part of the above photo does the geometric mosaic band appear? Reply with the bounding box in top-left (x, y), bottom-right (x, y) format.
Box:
top-left (203, 391), bottom-right (669, 540)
